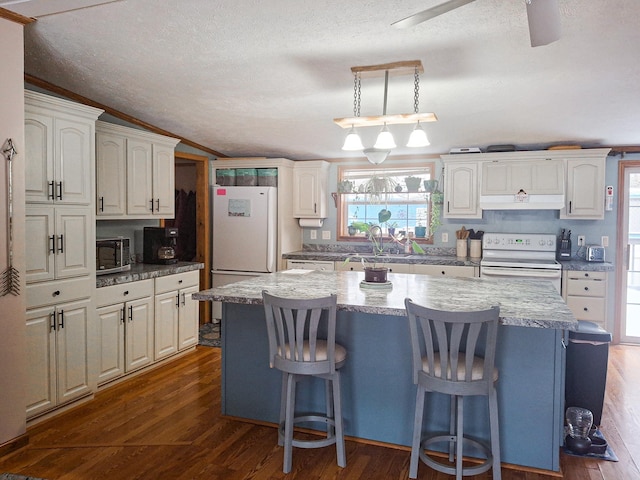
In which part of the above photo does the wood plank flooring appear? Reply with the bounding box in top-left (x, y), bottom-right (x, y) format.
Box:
top-left (1, 344), bottom-right (639, 479)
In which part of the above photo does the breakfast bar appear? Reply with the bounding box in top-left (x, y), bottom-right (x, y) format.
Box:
top-left (193, 270), bottom-right (577, 473)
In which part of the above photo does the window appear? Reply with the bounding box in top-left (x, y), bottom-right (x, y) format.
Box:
top-left (337, 163), bottom-right (438, 242)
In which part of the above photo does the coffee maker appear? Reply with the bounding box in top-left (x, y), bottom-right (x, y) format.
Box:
top-left (143, 227), bottom-right (179, 264)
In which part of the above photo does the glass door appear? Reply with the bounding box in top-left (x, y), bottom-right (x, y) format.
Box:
top-left (620, 165), bottom-right (640, 343)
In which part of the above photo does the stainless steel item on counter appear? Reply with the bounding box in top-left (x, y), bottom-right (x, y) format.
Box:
top-left (96, 237), bottom-right (131, 275)
top-left (143, 226), bottom-right (179, 264)
top-left (586, 245), bottom-right (605, 263)
top-left (480, 233), bottom-right (562, 293)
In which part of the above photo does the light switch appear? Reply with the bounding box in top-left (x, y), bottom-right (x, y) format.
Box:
top-left (322, 230), bottom-right (331, 240)
top-left (310, 230), bottom-right (317, 240)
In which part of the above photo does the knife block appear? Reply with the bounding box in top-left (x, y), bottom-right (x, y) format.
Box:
top-left (556, 238), bottom-right (571, 260)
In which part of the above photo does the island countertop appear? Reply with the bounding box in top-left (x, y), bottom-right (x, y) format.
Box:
top-left (193, 269), bottom-right (576, 330)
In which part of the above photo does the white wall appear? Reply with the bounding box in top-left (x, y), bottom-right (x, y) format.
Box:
top-left (0, 16), bottom-right (27, 445)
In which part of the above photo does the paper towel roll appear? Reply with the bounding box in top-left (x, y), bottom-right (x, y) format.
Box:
top-left (298, 218), bottom-right (324, 228)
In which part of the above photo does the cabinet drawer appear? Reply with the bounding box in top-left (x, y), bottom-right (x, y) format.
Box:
top-left (96, 279), bottom-right (154, 307)
top-left (27, 277), bottom-right (92, 309)
top-left (155, 270), bottom-right (200, 294)
top-left (566, 279), bottom-right (606, 297)
top-left (566, 271), bottom-right (607, 281)
top-left (566, 296), bottom-right (606, 322)
top-left (412, 264), bottom-right (476, 278)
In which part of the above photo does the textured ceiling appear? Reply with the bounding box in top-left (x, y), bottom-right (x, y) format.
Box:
top-left (12, 0), bottom-right (640, 160)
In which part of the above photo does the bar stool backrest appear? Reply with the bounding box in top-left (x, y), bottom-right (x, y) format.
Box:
top-left (405, 299), bottom-right (500, 396)
top-left (263, 290), bottom-right (339, 376)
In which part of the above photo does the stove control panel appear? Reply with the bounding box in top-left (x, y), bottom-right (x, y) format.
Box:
top-left (482, 233), bottom-right (556, 252)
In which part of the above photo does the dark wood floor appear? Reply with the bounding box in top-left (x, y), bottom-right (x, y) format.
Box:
top-left (1, 344), bottom-right (638, 479)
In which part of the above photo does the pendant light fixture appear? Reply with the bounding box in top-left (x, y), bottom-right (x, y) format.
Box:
top-left (334, 60), bottom-right (437, 164)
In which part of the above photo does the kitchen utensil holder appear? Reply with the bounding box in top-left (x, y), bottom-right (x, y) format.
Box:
top-left (469, 239), bottom-right (482, 259)
top-left (456, 239), bottom-right (468, 258)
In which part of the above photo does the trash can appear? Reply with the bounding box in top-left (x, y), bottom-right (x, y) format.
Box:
top-left (565, 320), bottom-right (612, 426)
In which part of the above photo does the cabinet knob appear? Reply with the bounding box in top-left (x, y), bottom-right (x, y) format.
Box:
top-left (123, 290), bottom-right (129, 296)
top-left (441, 271), bottom-right (446, 275)
top-left (583, 307), bottom-right (589, 311)
top-left (52, 290), bottom-right (60, 297)
top-left (179, 279), bottom-right (183, 284)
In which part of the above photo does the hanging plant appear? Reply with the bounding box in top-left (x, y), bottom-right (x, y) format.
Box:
top-left (429, 191), bottom-right (443, 237)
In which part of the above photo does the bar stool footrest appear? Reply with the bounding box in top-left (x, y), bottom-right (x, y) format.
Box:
top-left (279, 414), bottom-right (338, 449)
top-left (420, 434), bottom-right (493, 477)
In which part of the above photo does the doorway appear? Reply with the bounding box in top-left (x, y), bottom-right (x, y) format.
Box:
top-left (616, 161), bottom-right (640, 344)
top-left (169, 151), bottom-right (211, 325)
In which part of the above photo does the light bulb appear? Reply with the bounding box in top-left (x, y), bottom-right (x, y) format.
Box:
top-left (341, 126), bottom-right (364, 151)
top-left (406, 122), bottom-right (430, 147)
top-left (374, 124), bottom-right (396, 149)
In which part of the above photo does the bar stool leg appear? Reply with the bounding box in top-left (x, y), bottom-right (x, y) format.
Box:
top-left (332, 372), bottom-right (346, 468)
top-left (283, 373), bottom-right (296, 474)
top-left (489, 388), bottom-right (502, 480)
top-left (456, 396), bottom-right (464, 480)
top-left (409, 386), bottom-right (425, 479)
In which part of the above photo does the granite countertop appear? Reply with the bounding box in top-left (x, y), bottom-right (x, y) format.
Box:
top-left (96, 261), bottom-right (204, 288)
top-left (193, 270), bottom-right (576, 330)
top-left (557, 259), bottom-right (614, 271)
top-left (283, 250), bottom-right (480, 267)
top-left (284, 250), bottom-right (614, 271)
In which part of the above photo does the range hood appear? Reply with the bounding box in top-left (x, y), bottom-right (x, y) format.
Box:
top-left (479, 192), bottom-right (565, 210)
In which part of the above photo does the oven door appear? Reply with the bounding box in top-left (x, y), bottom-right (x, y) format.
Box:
top-left (480, 265), bottom-right (562, 293)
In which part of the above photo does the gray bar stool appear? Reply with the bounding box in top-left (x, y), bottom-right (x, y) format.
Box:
top-left (405, 298), bottom-right (501, 480)
top-left (262, 290), bottom-right (347, 474)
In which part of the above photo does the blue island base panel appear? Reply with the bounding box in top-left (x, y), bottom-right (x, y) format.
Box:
top-left (221, 303), bottom-right (564, 472)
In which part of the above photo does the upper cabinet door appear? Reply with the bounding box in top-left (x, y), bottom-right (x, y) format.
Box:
top-left (24, 114), bottom-right (93, 205)
top-left (293, 161), bottom-right (329, 218)
top-left (25, 113), bottom-right (55, 204)
top-left (126, 139), bottom-right (154, 216)
top-left (152, 143), bottom-right (175, 217)
top-left (56, 118), bottom-right (93, 205)
top-left (561, 158), bottom-right (606, 219)
top-left (444, 162), bottom-right (481, 218)
top-left (96, 131), bottom-right (127, 216)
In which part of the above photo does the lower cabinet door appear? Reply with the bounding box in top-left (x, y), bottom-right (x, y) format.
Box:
top-left (26, 306), bottom-right (57, 418)
top-left (178, 285), bottom-right (199, 350)
top-left (126, 296), bottom-right (155, 371)
top-left (154, 290), bottom-right (179, 360)
top-left (55, 298), bottom-right (92, 405)
top-left (96, 303), bottom-right (125, 385)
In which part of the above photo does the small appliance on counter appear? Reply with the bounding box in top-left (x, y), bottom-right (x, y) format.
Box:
top-left (586, 245), bottom-right (605, 263)
top-left (96, 237), bottom-right (131, 275)
top-left (557, 228), bottom-right (572, 260)
top-left (143, 226), bottom-right (179, 264)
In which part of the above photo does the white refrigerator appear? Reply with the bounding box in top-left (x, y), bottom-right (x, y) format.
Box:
top-left (211, 185), bottom-right (278, 320)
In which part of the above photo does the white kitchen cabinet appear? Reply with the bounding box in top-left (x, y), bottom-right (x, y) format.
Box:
top-left (561, 156), bottom-right (607, 219)
top-left (26, 278), bottom-right (94, 419)
top-left (412, 264), bottom-right (477, 278)
top-left (25, 205), bottom-right (93, 284)
top-left (25, 91), bottom-right (102, 205)
top-left (95, 130), bottom-right (127, 215)
top-left (562, 270), bottom-right (608, 329)
top-left (293, 160), bottom-right (329, 219)
top-left (95, 121), bottom-right (179, 219)
top-left (95, 280), bottom-right (155, 385)
top-left (154, 270), bottom-right (200, 360)
top-left (442, 160), bottom-right (481, 218)
top-left (481, 159), bottom-right (564, 196)
top-left (335, 261), bottom-right (413, 274)
top-left (287, 260), bottom-right (335, 271)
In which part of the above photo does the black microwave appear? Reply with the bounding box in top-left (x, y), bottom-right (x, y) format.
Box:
top-left (96, 237), bottom-right (131, 275)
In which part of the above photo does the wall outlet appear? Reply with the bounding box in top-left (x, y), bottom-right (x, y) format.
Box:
top-left (322, 230), bottom-right (331, 240)
top-left (577, 235), bottom-right (585, 246)
top-left (441, 232), bottom-right (449, 243)
top-left (309, 230), bottom-right (317, 240)
top-left (601, 236), bottom-right (609, 247)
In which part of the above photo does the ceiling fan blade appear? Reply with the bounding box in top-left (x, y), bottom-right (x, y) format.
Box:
top-left (392, 0), bottom-right (476, 29)
top-left (526, 0), bottom-right (561, 47)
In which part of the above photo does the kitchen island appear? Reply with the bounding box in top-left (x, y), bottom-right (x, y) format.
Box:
top-left (193, 270), bottom-right (576, 473)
